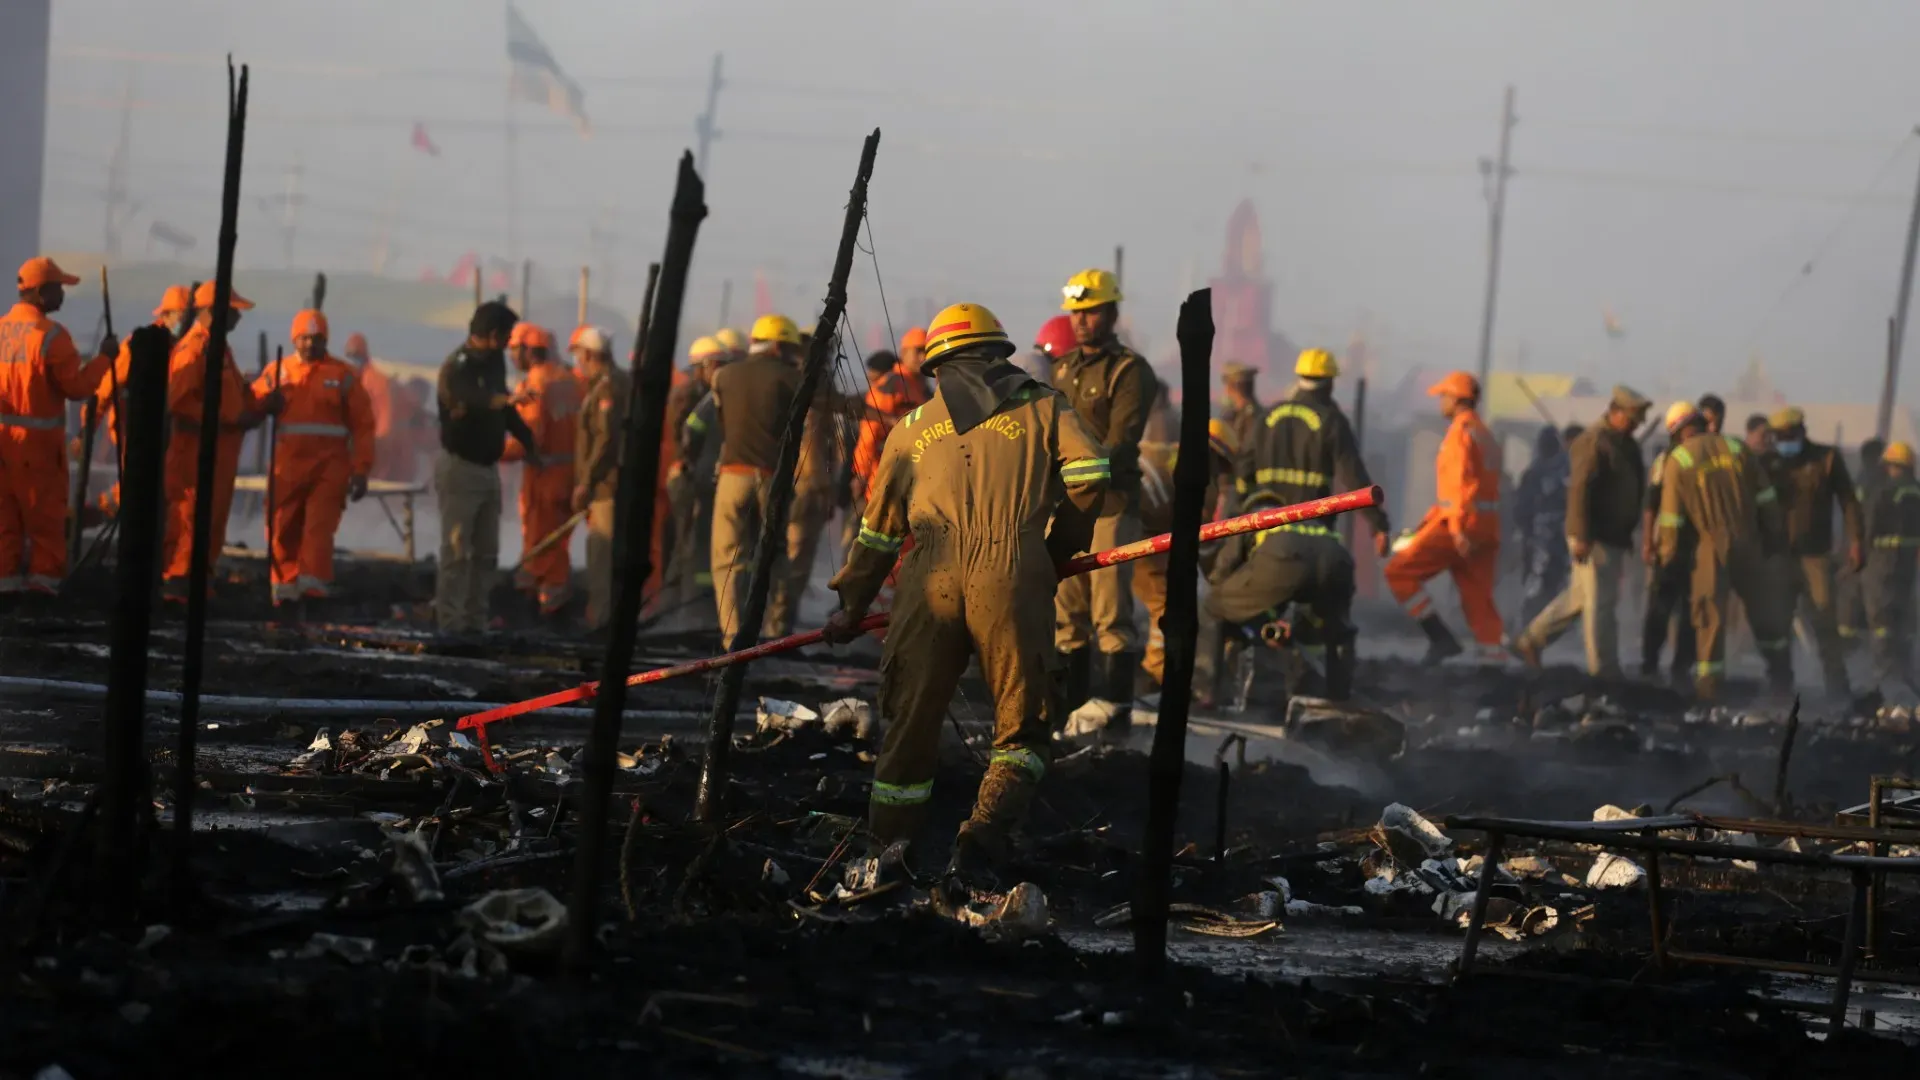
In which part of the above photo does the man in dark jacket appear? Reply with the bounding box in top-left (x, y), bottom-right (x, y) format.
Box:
top-left (1513, 386), bottom-right (1650, 677)
top-left (1511, 425), bottom-right (1570, 625)
top-left (434, 301), bottom-right (540, 635)
top-left (1762, 406), bottom-right (1862, 699)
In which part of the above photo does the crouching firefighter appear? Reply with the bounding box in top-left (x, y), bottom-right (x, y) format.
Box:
top-left (822, 302), bottom-right (1110, 899)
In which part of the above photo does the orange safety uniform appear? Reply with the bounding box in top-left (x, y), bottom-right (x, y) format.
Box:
top-left (502, 345), bottom-right (583, 612)
top-left (851, 366), bottom-right (924, 493)
top-left (163, 313), bottom-right (259, 588)
top-left (254, 312), bottom-right (375, 600)
top-left (1385, 400), bottom-right (1505, 646)
top-left (0, 300), bottom-right (111, 592)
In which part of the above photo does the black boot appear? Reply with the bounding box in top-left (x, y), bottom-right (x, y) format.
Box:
top-left (1058, 648), bottom-right (1091, 715)
top-left (1324, 639), bottom-right (1356, 700)
top-left (1418, 615), bottom-right (1463, 666)
top-left (1102, 650), bottom-right (1139, 732)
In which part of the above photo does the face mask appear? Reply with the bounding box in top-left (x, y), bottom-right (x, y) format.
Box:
top-left (1776, 438), bottom-right (1804, 457)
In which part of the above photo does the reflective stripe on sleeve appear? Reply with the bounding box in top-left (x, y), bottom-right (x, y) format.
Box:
top-left (990, 746), bottom-right (1046, 780)
top-left (1755, 487), bottom-right (1778, 504)
top-left (1671, 448), bottom-right (1694, 469)
top-left (684, 413), bottom-right (708, 433)
top-left (856, 521), bottom-right (904, 554)
top-left (1657, 512), bottom-right (1685, 528)
top-left (1060, 458), bottom-right (1111, 483)
top-left (870, 779), bottom-right (933, 806)
top-left (1695, 660), bottom-right (1725, 676)
top-left (1253, 467), bottom-right (1327, 487)
top-left (1875, 536), bottom-right (1920, 548)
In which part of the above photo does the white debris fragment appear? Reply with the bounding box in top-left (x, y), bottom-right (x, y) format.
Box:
top-left (1586, 852), bottom-right (1646, 889)
top-left (1264, 876), bottom-right (1293, 903)
top-left (1376, 803), bottom-right (1455, 864)
top-left (1286, 899), bottom-right (1364, 917)
top-left (763, 859), bottom-right (790, 886)
top-left (1592, 804), bottom-right (1643, 823)
top-left (1500, 855), bottom-right (1553, 879)
top-left (756, 698), bottom-right (821, 734)
top-left (1060, 698), bottom-right (1124, 738)
top-left (950, 882), bottom-right (1050, 942)
top-left (819, 698), bottom-right (876, 740)
top-left (459, 888), bottom-right (568, 957)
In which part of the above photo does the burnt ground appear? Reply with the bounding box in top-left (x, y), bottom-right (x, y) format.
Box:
top-left (2, 562), bottom-right (1920, 1077)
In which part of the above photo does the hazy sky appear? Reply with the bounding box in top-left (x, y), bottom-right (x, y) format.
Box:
top-left (40, 0), bottom-right (1920, 405)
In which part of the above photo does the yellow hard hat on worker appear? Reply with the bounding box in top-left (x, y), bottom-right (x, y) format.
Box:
top-left (749, 313), bottom-right (801, 353)
top-left (1207, 417), bottom-right (1238, 461)
top-left (689, 335), bottom-right (725, 364)
top-left (714, 327), bottom-right (745, 354)
top-left (1885, 441), bottom-right (1916, 468)
top-left (1294, 348), bottom-right (1339, 379)
top-left (1663, 400), bottom-right (1700, 434)
top-left (1060, 268), bottom-right (1122, 312)
top-left (922, 302), bottom-right (1016, 367)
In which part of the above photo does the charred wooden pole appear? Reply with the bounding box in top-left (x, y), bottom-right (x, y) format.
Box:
top-left (69, 267), bottom-right (116, 570)
top-left (563, 159), bottom-right (705, 969)
top-left (693, 129), bottom-right (879, 822)
top-left (172, 60), bottom-right (249, 918)
top-left (95, 325), bottom-right (171, 922)
top-left (636, 263), bottom-right (662, 361)
top-left (1134, 288), bottom-right (1214, 977)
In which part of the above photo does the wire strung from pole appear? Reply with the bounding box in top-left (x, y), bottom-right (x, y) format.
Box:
top-left (1734, 130), bottom-right (1918, 354)
top-left (859, 209), bottom-right (898, 354)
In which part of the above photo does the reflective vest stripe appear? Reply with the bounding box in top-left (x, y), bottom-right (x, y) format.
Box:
top-left (1253, 467), bottom-right (1327, 487)
top-left (1060, 458), bottom-right (1111, 483)
top-left (856, 521), bottom-right (904, 554)
top-left (990, 747), bottom-right (1046, 780)
top-left (0, 414), bottom-right (62, 430)
top-left (871, 779), bottom-right (933, 805)
top-left (279, 422), bottom-right (350, 437)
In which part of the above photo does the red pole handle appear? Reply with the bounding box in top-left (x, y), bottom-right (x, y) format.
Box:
top-left (457, 485), bottom-right (1384, 768)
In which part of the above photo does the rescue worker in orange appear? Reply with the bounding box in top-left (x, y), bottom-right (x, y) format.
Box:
top-left (1384, 370), bottom-right (1505, 663)
top-left (163, 282), bottom-right (276, 602)
top-left (0, 257), bottom-right (116, 595)
top-left (895, 326), bottom-right (932, 407)
top-left (343, 331), bottom-right (396, 481)
top-left (94, 283), bottom-right (191, 510)
top-left (252, 310), bottom-right (374, 603)
top-left (502, 322), bottom-right (582, 616)
top-left (821, 302), bottom-right (1109, 898)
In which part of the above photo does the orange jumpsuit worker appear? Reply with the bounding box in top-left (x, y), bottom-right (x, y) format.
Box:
top-left (252, 310), bottom-right (374, 603)
top-left (0, 257), bottom-right (116, 595)
top-left (503, 323), bottom-right (581, 615)
top-left (95, 284), bottom-right (192, 510)
top-left (1384, 370), bottom-right (1506, 664)
top-left (343, 331), bottom-right (395, 480)
top-left (162, 282), bottom-right (274, 602)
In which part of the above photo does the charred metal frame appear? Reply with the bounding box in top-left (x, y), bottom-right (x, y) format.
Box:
top-left (1446, 812), bottom-right (1920, 1034)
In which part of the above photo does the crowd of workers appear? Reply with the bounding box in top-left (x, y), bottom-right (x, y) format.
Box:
top-left (6, 253), bottom-right (1920, 894)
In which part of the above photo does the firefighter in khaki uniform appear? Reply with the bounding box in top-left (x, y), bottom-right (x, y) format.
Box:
top-left (0, 257), bottom-right (116, 595)
top-left (822, 303), bottom-right (1109, 894)
top-left (693, 314), bottom-right (803, 648)
top-left (1051, 268), bottom-right (1157, 721)
top-left (250, 310), bottom-right (374, 603)
top-left (1384, 371), bottom-right (1504, 663)
top-left (1863, 441), bottom-right (1920, 685)
top-left (769, 334), bottom-right (844, 639)
top-left (571, 336), bottom-right (630, 632)
top-left (1655, 402), bottom-right (1793, 699)
top-left (1760, 406), bottom-right (1863, 700)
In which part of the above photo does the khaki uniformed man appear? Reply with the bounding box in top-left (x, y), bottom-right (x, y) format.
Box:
top-left (572, 335), bottom-right (630, 631)
top-left (1863, 441), bottom-right (1920, 685)
top-left (1759, 406), bottom-right (1862, 699)
top-left (1639, 415), bottom-right (1698, 684)
top-left (690, 314), bottom-right (803, 649)
top-left (1220, 361), bottom-right (1262, 478)
top-left (769, 332), bottom-right (845, 639)
top-left (1050, 268), bottom-right (1158, 721)
top-left (663, 336), bottom-right (722, 603)
top-left (822, 302), bottom-right (1109, 897)
top-left (1655, 402), bottom-right (1792, 699)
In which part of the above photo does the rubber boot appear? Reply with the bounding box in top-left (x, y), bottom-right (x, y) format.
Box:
top-left (1762, 649), bottom-right (1795, 696)
top-left (1324, 639), bottom-right (1356, 700)
top-left (1105, 650), bottom-right (1139, 731)
top-left (1418, 615), bottom-right (1463, 666)
top-left (1057, 648), bottom-right (1091, 716)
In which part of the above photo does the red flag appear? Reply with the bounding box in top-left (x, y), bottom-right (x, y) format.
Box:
top-left (412, 122), bottom-right (440, 157)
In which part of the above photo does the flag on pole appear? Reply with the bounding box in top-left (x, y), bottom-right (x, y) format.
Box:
top-left (411, 122), bottom-right (440, 157)
top-left (507, 4), bottom-right (589, 135)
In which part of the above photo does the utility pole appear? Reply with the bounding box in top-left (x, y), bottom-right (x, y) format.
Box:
top-left (269, 160), bottom-right (305, 268)
top-left (1474, 85), bottom-right (1516, 389)
top-left (1878, 126), bottom-right (1920, 442)
top-left (104, 76), bottom-right (134, 257)
top-left (694, 52), bottom-right (724, 176)
top-left (1114, 244), bottom-right (1125, 289)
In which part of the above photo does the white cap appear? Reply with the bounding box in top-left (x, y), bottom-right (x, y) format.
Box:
top-left (572, 326), bottom-right (611, 354)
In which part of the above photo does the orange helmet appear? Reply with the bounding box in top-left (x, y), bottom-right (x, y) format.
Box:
top-left (509, 323), bottom-right (553, 350)
top-left (1426, 371), bottom-right (1480, 401)
top-left (290, 309), bottom-right (329, 340)
top-left (922, 303), bottom-right (1015, 367)
top-left (152, 284), bottom-right (192, 317)
top-left (900, 326), bottom-right (928, 352)
top-left (344, 332), bottom-right (370, 356)
top-left (192, 280), bottom-right (253, 310)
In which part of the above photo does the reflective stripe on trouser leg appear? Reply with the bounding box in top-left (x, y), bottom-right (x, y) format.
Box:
top-left (870, 572), bottom-right (974, 846)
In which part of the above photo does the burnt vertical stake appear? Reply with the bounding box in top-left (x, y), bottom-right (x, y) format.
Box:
top-left (172, 59), bottom-right (249, 920)
top-left (95, 325), bottom-right (171, 922)
top-left (562, 157), bottom-right (705, 970)
top-left (694, 129), bottom-right (882, 822)
top-left (1134, 288), bottom-right (1214, 978)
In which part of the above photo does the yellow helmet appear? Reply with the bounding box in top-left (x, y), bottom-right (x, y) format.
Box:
top-left (749, 314), bottom-right (801, 352)
top-left (1207, 417), bottom-right (1238, 460)
top-left (1060, 268), bottom-right (1122, 312)
top-left (714, 327), bottom-right (745, 354)
top-left (1295, 348), bottom-right (1340, 379)
top-left (923, 302), bottom-right (1015, 366)
top-left (1663, 401), bottom-right (1699, 434)
top-left (689, 336), bottom-right (724, 364)
top-left (1885, 441), bottom-right (1916, 467)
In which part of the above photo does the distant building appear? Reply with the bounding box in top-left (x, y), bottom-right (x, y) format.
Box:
top-left (1207, 199), bottom-right (1296, 382)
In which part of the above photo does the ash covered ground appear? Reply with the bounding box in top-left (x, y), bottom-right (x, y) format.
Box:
top-left (3, 561), bottom-right (1920, 1078)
